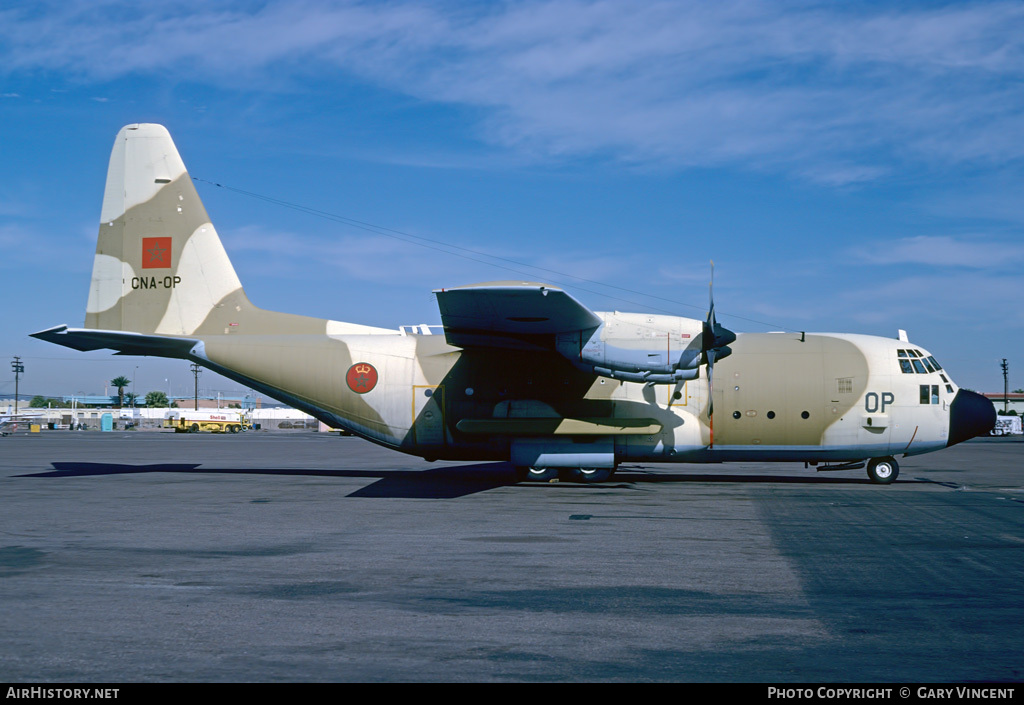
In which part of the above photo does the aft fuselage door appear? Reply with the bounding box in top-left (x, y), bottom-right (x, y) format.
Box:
top-left (412, 385), bottom-right (446, 449)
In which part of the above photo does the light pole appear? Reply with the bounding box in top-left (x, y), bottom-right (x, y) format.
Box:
top-left (190, 363), bottom-right (201, 411)
top-left (133, 366), bottom-right (138, 409)
top-left (11, 357), bottom-right (24, 416)
top-left (1002, 359), bottom-right (1009, 414)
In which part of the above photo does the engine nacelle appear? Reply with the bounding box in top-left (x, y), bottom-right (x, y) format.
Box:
top-left (555, 312), bottom-right (710, 385)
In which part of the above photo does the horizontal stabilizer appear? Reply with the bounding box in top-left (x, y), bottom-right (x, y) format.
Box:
top-left (30, 325), bottom-right (197, 358)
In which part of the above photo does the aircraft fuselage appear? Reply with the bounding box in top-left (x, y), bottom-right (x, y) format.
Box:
top-left (188, 319), bottom-right (967, 467)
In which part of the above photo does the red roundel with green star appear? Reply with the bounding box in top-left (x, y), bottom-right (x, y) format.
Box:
top-left (346, 362), bottom-right (378, 394)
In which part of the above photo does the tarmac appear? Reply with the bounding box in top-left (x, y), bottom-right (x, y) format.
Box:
top-left (1, 431), bottom-right (1022, 683)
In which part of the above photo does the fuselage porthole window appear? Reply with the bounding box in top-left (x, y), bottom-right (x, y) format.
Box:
top-left (767, 410), bottom-right (776, 419)
top-left (801, 411), bottom-right (810, 419)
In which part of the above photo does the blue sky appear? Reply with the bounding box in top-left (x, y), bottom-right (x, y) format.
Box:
top-left (1, 0), bottom-right (1022, 400)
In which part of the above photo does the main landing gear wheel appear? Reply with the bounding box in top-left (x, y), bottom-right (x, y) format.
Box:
top-left (564, 468), bottom-right (614, 483)
top-left (516, 466), bottom-right (559, 482)
top-left (866, 456), bottom-right (899, 485)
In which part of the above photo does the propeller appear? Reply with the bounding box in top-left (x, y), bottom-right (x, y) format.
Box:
top-left (702, 261), bottom-right (736, 437)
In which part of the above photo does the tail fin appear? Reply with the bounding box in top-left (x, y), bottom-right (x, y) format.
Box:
top-left (85, 124), bottom-right (249, 335)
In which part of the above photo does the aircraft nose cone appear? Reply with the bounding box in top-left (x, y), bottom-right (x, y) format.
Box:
top-left (947, 389), bottom-right (996, 447)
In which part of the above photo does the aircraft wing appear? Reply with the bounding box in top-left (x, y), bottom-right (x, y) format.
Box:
top-left (433, 282), bottom-right (602, 350)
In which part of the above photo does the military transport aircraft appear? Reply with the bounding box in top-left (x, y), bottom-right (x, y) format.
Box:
top-left (32, 124), bottom-right (996, 483)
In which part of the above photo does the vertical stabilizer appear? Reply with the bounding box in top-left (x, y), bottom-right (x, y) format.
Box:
top-left (86, 124), bottom-right (248, 335)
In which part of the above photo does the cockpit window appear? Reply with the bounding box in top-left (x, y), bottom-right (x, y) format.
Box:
top-left (898, 349), bottom-right (942, 374)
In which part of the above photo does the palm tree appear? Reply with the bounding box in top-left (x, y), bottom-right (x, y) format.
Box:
top-left (110, 375), bottom-right (131, 408)
top-left (145, 390), bottom-right (170, 408)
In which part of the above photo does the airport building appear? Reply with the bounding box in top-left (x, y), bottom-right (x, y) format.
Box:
top-left (1, 396), bottom-right (321, 432)
top-left (984, 392), bottom-right (1024, 416)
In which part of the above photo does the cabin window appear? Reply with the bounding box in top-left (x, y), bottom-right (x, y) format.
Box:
top-left (912, 359), bottom-right (927, 374)
top-left (919, 384), bottom-right (939, 404)
top-left (928, 356), bottom-right (942, 371)
top-left (900, 359), bottom-right (914, 374)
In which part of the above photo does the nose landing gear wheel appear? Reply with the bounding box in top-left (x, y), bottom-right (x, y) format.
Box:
top-left (866, 456), bottom-right (899, 484)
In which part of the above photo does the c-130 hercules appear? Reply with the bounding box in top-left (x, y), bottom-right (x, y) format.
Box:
top-left (33, 124), bottom-right (995, 483)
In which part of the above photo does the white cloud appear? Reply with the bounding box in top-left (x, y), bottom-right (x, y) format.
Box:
top-left (3, 1), bottom-right (1024, 182)
top-left (848, 235), bottom-right (1024, 268)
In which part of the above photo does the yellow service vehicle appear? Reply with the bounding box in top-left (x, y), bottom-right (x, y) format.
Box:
top-left (165, 410), bottom-right (252, 433)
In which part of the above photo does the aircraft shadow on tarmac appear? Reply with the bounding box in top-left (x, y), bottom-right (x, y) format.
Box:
top-left (21, 461), bottom-right (898, 499)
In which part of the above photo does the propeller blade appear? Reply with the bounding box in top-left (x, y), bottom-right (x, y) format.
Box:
top-left (701, 260), bottom-right (734, 446)
top-left (706, 347), bottom-right (715, 419)
top-left (702, 260), bottom-right (736, 355)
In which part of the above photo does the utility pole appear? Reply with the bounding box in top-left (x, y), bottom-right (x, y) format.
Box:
top-left (1001, 358), bottom-right (1009, 413)
top-left (190, 362), bottom-right (201, 411)
top-left (11, 357), bottom-right (24, 416)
